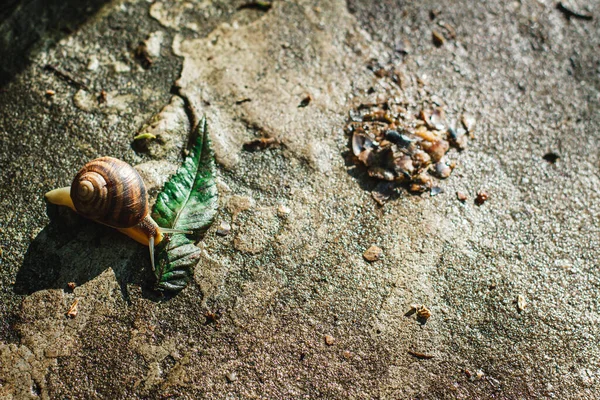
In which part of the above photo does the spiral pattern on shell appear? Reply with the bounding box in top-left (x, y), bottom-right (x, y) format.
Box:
top-left (70, 157), bottom-right (149, 228)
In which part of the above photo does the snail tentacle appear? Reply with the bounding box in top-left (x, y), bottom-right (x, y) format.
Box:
top-left (149, 235), bottom-right (155, 272)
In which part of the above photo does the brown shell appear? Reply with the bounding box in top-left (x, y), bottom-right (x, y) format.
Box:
top-left (71, 157), bottom-right (148, 228)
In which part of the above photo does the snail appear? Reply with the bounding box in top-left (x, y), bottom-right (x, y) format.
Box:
top-left (45, 157), bottom-right (188, 270)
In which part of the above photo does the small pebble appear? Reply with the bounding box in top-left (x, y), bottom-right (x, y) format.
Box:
top-left (517, 294), bottom-right (526, 312)
top-left (226, 372), bottom-right (237, 383)
top-left (87, 57), bottom-right (99, 71)
top-left (67, 282), bottom-right (76, 290)
top-left (413, 150), bottom-right (431, 167)
top-left (395, 156), bottom-right (414, 176)
top-left (448, 127), bottom-right (468, 149)
top-left (342, 350), bottom-right (352, 359)
top-left (277, 204), bottom-right (291, 217)
top-left (475, 191), bottom-right (489, 206)
top-left (298, 94), bottom-right (311, 108)
top-left (324, 334), bottom-right (335, 346)
top-left (409, 183), bottom-right (428, 193)
top-left (430, 187), bottom-right (443, 196)
top-left (65, 299), bottom-right (79, 318)
top-left (461, 113), bottom-right (476, 133)
top-left (432, 30), bottom-right (445, 47)
top-left (456, 191), bottom-right (468, 202)
top-left (143, 31), bottom-right (164, 58)
top-left (476, 370), bottom-right (485, 380)
top-left (45, 89), bottom-right (55, 96)
top-left (216, 221), bottom-right (231, 236)
top-left (363, 245), bottom-right (382, 262)
top-left (416, 306), bottom-right (432, 321)
top-left (421, 140), bottom-right (449, 163)
top-left (385, 130), bottom-right (414, 147)
top-left (433, 161), bottom-right (451, 179)
top-left (98, 90), bottom-right (108, 104)
top-left (429, 108), bottom-right (446, 130)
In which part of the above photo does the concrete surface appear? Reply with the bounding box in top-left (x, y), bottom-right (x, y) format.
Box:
top-left (1, 0), bottom-right (599, 398)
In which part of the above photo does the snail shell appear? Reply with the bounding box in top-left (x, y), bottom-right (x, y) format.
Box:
top-left (71, 157), bottom-right (148, 229)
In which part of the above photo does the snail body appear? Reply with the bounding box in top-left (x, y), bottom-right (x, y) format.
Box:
top-left (45, 157), bottom-right (178, 270)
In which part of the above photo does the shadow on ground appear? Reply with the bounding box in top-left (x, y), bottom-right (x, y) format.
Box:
top-left (0, 0), bottom-right (110, 87)
top-left (14, 204), bottom-right (163, 302)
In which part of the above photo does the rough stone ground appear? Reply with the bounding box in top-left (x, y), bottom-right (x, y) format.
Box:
top-left (1, 0), bottom-right (599, 398)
